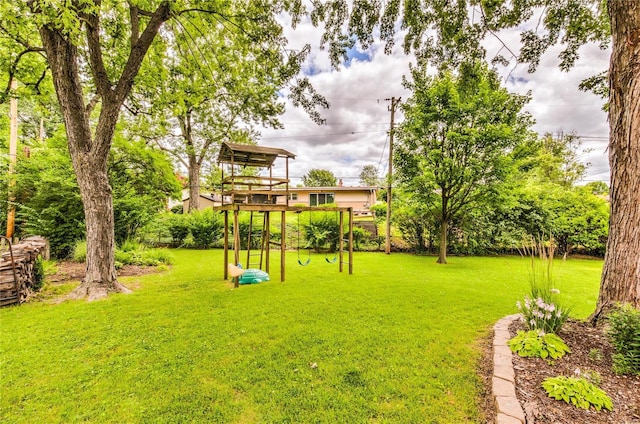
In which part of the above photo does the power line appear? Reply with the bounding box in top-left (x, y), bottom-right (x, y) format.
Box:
top-left (261, 130), bottom-right (386, 140)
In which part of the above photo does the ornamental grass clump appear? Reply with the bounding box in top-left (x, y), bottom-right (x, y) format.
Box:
top-left (517, 235), bottom-right (571, 333)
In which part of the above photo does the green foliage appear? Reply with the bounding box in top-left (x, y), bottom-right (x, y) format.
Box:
top-left (607, 304), bottom-right (640, 375)
top-left (352, 227), bottom-right (371, 250)
top-left (188, 209), bottom-right (223, 249)
top-left (369, 203), bottom-right (387, 225)
top-left (115, 242), bottom-right (174, 267)
top-left (73, 239), bottom-right (172, 266)
top-left (588, 348), bottom-right (604, 363)
top-left (109, 134), bottom-right (181, 245)
top-left (517, 296), bottom-right (571, 334)
top-left (301, 212), bottom-right (340, 252)
top-left (359, 164), bottom-right (380, 186)
top-left (32, 257), bottom-right (45, 291)
top-left (72, 240), bottom-right (87, 263)
top-left (12, 134), bottom-right (85, 258)
top-left (542, 376), bottom-right (613, 411)
top-left (508, 330), bottom-right (571, 360)
top-left (302, 169), bottom-right (337, 187)
top-left (167, 214), bottom-right (191, 247)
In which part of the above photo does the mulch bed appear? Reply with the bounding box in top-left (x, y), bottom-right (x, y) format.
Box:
top-left (47, 261), bottom-right (158, 284)
top-left (509, 319), bottom-right (640, 423)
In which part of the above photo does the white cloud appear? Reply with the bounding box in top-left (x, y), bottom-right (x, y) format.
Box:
top-left (260, 17), bottom-right (610, 186)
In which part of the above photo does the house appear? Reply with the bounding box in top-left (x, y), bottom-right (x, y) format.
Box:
top-left (182, 193), bottom-right (223, 212)
top-left (276, 185), bottom-right (380, 216)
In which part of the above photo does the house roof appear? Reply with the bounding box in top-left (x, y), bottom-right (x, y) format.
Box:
top-left (217, 141), bottom-right (296, 168)
top-left (286, 186), bottom-right (380, 192)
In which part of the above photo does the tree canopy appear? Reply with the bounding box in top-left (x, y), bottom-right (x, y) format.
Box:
top-left (302, 168), bottom-right (338, 187)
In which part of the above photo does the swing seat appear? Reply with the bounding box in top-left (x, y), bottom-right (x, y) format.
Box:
top-left (228, 263), bottom-right (245, 278)
top-left (298, 258), bottom-right (311, 266)
top-left (325, 256), bottom-right (338, 264)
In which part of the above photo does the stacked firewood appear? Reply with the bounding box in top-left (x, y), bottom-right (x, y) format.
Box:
top-left (0, 236), bottom-right (49, 306)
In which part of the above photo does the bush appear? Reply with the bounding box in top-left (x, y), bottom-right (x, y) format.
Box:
top-left (607, 304), bottom-right (640, 375)
top-left (72, 240), bottom-right (87, 263)
top-left (32, 257), bottom-right (45, 291)
top-left (302, 212), bottom-right (340, 252)
top-left (72, 239), bottom-right (173, 266)
top-left (189, 209), bottom-right (223, 248)
top-left (508, 330), bottom-right (571, 360)
top-left (352, 227), bottom-right (371, 250)
top-left (167, 213), bottom-right (191, 246)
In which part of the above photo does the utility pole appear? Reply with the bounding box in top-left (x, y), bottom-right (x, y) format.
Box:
top-left (385, 96), bottom-right (400, 254)
top-left (6, 79), bottom-right (18, 240)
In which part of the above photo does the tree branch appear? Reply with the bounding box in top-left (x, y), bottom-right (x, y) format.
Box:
top-left (81, 1), bottom-right (112, 97)
top-left (129, 2), bottom-right (140, 46)
top-left (115, 1), bottom-right (172, 104)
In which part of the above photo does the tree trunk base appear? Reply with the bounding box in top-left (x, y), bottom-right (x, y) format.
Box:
top-left (69, 280), bottom-right (132, 301)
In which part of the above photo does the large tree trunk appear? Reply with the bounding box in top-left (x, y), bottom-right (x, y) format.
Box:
top-left (437, 219), bottom-right (448, 264)
top-left (35, 3), bottom-right (170, 300)
top-left (187, 154), bottom-right (201, 212)
top-left (591, 0), bottom-right (640, 323)
top-left (70, 153), bottom-right (131, 300)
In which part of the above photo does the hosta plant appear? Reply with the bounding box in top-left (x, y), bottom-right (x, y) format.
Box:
top-left (508, 330), bottom-right (571, 360)
top-left (542, 376), bottom-right (613, 411)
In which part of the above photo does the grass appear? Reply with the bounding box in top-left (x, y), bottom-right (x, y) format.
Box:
top-left (0, 251), bottom-right (602, 423)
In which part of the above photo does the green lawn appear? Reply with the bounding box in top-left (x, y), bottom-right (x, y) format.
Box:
top-left (0, 250), bottom-right (603, 423)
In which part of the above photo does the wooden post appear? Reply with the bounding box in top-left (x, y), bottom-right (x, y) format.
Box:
top-left (280, 210), bottom-right (286, 282)
top-left (339, 210), bottom-right (344, 273)
top-left (246, 211), bottom-right (253, 269)
top-left (223, 210), bottom-right (229, 280)
top-left (349, 208), bottom-right (354, 274)
top-left (265, 211), bottom-right (270, 273)
top-left (233, 209), bottom-right (240, 288)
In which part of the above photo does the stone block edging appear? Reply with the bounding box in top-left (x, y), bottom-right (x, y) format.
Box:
top-left (492, 314), bottom-right (525, 424)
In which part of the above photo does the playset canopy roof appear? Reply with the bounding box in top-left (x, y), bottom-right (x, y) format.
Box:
top-left (217, 141), bottom-right (296, 168)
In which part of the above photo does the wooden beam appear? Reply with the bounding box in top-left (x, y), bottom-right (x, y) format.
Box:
top-left (223, 210), bottom-right (229, 280)
top-left (280, 210), bottom-right (286, 282)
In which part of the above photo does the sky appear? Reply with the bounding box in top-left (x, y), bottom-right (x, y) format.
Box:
top-left (257, 11), bottom-right (611, 187)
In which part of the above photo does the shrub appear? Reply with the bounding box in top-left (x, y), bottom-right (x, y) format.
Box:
top-left (167, 213), bottom-right (190, 246)
top-left (72, 240), bottom-right (87, 263)
top-left (302, 212), bottom-right (339, 252)
top-left (508, 330), bottom-right (571, 360)
top-left (542, 376), bottom-right (613, 411)
top-left (116, 240), bottom-right (174, 266)
top-left (32, 257), bottom-right (45, 291)
top-left (352, 227), bottom-right (371, 250)
top-left (607, 304), bottom-right (640, 375)
top-left (189, 209), bottom-right (223, 248)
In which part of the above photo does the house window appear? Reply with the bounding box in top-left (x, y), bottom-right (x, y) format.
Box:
top-left (309, 193), bottom-right (334, 206)
top-left (288, 193), bottom-right (298, 201)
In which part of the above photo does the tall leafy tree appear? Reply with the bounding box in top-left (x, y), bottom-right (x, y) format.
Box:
top-left (397, 62), bottom-right (531, 263)
top-left (0, 1), bottom-right (324, 299)
top-left (128, 12), bottom-right (292, 212)
top-left (359, 164), bottom-right (380, 186)
top-left (302, 168), bottom-right (337, 187)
